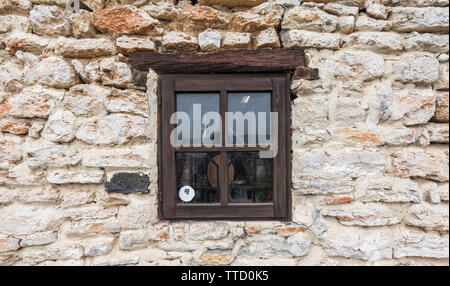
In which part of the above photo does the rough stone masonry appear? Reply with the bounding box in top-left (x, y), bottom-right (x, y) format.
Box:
top-left (0, 0), bottom-right (449, 266)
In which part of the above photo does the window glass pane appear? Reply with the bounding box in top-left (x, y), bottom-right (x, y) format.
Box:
top-left (176, 93), bottom-right (220, 146)
top-left (176, 152), bottom-right (220, 204)
top-left (228, 92), bottom-right (271, 145)
top-left (228, 152), bottom-right (273, 203)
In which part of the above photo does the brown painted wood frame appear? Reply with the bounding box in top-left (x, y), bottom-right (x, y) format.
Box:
top-left (159, 74), bottom-right (290, 220)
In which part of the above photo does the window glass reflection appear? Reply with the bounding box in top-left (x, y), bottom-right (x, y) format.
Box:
top-left (227, 92), bottom-right (271, 145)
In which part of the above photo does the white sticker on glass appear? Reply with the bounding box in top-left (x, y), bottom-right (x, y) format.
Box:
top-left (179, 186), bottom-right (195, 202)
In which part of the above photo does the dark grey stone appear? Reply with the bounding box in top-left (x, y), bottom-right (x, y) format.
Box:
top-left (105, 172), bottom-right (150, 194)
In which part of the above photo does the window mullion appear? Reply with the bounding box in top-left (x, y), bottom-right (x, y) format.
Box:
top-left (219, 90), bottom-right (228, 206)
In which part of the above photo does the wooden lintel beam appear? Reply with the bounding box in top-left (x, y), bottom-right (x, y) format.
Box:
top-left (129, 49), bottom-right (306, 74)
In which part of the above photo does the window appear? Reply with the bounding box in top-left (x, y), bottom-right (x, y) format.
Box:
top-left (158, 74), bottom-right (290, 219)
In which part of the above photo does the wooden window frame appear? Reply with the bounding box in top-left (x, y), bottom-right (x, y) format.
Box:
top-left (158, 74), bottom-right (291, 220)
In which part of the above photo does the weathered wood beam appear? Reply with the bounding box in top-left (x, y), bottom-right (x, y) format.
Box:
top-left (129, 49), bottom-right (306, 74)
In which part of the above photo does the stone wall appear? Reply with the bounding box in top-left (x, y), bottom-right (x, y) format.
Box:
top-left (0, 0), bottom-right (448, 266)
